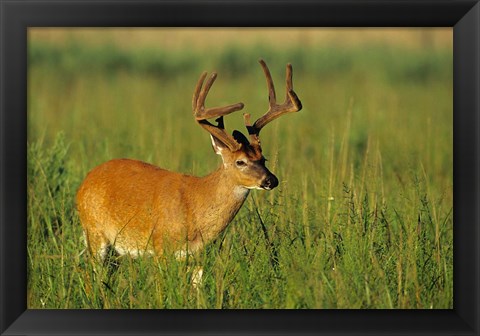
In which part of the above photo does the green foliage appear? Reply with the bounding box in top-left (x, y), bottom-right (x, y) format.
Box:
top-left (28, 133), bottom-right (74, 244)
top-left (27, 41), bottom-right (452, 309)
top-left (29, 41), bottom-right (452, 84)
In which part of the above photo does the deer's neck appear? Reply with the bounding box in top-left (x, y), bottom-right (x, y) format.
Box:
top-left (192, 167), bottom-right (250, 242)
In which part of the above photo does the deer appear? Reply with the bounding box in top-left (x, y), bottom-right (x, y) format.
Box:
top-left (76, 59), bottom-right (302, 285)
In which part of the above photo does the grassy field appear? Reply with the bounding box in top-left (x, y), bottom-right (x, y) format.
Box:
top-left (27, 29), bottom-right (453, 309)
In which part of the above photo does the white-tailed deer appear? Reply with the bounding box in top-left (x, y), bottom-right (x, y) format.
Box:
top-left (76, 59), bottom-right (302, 270)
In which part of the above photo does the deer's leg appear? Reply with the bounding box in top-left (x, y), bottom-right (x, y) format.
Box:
top-left (174, 236), bottom-right (205, 288)
top-left (190, 266), bottom-right (204, 288)
top-left (84, 229), bottom-right (109, 262)
top-left (174, 232), bottom-right (205, 260)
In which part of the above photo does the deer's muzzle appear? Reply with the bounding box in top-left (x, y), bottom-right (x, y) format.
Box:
top-left (261, 174), bottom-right (279, 190)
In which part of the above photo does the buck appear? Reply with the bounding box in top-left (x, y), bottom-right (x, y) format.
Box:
top-left (76, 59), bottom-right (302, 276)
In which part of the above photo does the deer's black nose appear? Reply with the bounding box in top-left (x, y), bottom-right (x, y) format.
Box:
top-left (262, 174), bottom-right (278, 190)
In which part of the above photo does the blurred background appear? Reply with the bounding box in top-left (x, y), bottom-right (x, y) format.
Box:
top-left (28, 28), bottom-right (452, 176)
top-left (27, 28), bottom-right (453, 309)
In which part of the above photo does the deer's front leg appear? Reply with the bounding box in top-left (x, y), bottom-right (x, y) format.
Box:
top-left (174, 237), bottom-right (204, 288)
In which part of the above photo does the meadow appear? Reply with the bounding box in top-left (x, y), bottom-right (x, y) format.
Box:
top-left (27, 29), bottom-right (453, 309)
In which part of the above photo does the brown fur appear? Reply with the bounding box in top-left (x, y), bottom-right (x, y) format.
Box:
top-left (76, 142), bottom-right (271, 259)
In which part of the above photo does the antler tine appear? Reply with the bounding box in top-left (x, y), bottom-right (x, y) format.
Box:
top-left (243, 113), bottom-right (255, 143)
top-left (250, 59), bottom-right (302, 138)
top-left (192, 71), bottom-right (207, 112)
top-left (260, 59), bottom-right (277, 107)
top-left (192, 71), bottom-right (245, 152)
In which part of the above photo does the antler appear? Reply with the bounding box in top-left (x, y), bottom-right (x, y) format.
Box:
top-left (245, 59), bottom-right (302, 145)
top-left (193, 71), bottom-right (245, 152)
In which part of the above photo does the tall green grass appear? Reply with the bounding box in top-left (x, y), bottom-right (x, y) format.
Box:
top-left (27, 40), bottom-right (452, 308)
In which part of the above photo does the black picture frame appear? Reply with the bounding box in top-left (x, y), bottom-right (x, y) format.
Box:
top-left (1, 1), bottom-right (478, 335)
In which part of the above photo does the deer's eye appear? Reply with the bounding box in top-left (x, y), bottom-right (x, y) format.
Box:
top-left (235, 160), bottom-right (247, 167)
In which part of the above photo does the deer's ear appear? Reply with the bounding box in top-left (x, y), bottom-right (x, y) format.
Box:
top-left (232, 130), bottom-right (250, 147)
top-left (210, 135), bottom-right (230, 155)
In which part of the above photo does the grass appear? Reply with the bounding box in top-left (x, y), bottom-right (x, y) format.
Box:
top-left (27, 33), bottom-right (453, 309)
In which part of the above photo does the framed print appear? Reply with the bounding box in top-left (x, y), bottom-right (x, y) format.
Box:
top-left (1, 1), bottom-right (479, 335)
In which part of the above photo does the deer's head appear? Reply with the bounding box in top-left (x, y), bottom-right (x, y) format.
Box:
top-left (193, 59), bottom-right (302, 191)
